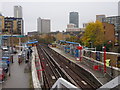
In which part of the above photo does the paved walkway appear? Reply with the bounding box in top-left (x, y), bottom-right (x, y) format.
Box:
top-left (1, 51), bottom-right (30, 88)
top-left (50, 47), bottom-right (109, 85)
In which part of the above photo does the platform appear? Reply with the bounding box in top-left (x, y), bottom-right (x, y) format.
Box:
top-left (1, 50), bottom-right (30, 88)
top-left (50, 47), bottom-right (110, 85)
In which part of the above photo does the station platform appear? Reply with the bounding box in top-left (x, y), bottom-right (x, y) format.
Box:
top-left (50, 47), bottom-right (109, 85)
top-left (1, 50), bottom-right (30, 88)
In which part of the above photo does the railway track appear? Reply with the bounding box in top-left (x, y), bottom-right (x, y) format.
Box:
top-left (37, 44), bottom-right (101, 89)
top-left (37, 45), bottom-right (61, 88)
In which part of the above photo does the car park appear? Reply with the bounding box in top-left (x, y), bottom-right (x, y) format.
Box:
top-left (0, 62), bottom-right (8, 73)
top-left (2, 55), bottom-right (13, 63)
top-left (0, 60), bottom-right (10, 67)
top-left (0, 68), bottom-right (6, 81)
top-left (1, 46), bottom-right (8, 51)
top-left (2, 57), bottom-right (10, 61)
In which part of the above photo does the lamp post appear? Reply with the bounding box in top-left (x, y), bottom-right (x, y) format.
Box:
top-left (103, 46), bottom-right (106, 73)
top-left (89, 41), bottom-right (92, 58)
top-left (89, 41), bottom-right (92, 48)
top-left (77, 46), bottom-right (83, 61)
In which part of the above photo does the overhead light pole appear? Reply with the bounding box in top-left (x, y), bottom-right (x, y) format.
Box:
top-left (103, 46), bottom-right (106, 73)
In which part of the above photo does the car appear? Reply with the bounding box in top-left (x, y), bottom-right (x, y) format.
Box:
top-left (1, 46), bottom-right (14, 54)
top-left (2, 55), bottom-right (13, 63)
top-left (0, 60), bottom-right (10, 67)
top-left (0, 68), bottom-right (6, 81)
top-left (1, 46), bottom-right (8, 51)
top-left (0, 62), bottom-right (8, 73)
top-left (2, 57), bottom-right (10, 60)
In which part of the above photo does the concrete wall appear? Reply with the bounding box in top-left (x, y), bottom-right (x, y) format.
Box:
top-left (31, 47), bottom-right (41, 89)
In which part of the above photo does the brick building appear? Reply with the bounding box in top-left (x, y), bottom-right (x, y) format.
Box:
top-left (102, 23), bottom-right (115, 44)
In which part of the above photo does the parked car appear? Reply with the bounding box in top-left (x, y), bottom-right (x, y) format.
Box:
top-left (0, 60), bottom-right (10, 67)
top-left (1, 46), bottom-right (9, 55)
top-left (0, 68), bottom-right (6, 81)
top-left (2, 55), bottom-right (13, 63)
top-left (0, 62), bottom-right (8, 73)
top-left (2, 57), bottom-right (10, 60)
top-left (1, 46), bottom-right (8, 51)
top-left (1, 46), bottom-right (14, 54)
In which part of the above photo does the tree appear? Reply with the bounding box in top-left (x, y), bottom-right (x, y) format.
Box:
top-left (82, 21), bottom-right (105, 47)
top-left (67, 36), bottom-right (78, 42)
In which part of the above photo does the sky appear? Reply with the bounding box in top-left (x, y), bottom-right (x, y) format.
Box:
top-left (0, 0), bottom-right (119, 34)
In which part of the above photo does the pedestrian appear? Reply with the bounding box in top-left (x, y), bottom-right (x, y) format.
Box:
top-left (25, 49), bottom-right (30, 63)
top-left (29, 47), bottom-right (33, 56)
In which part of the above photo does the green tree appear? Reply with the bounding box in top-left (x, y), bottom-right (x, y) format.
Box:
top-left (67, 36), bottom-right (78, 42)
top-left (82, 21), bottom-right (105, 48)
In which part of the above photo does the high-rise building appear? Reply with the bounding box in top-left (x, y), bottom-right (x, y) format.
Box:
top-left (14, 6), bottom-right (22, 18)
top-left (37, 17), bottom-right (42, 33)
top-left (37, 17), bottom-right (50, 34)
top-left (69, 12), bottom-right (79, 28)
top-left (41, 19), bottom-right (50, 33)
top-left (96, 15), bottom-right (106, 22)
top-left (118, 1), bottom-right (120, 16)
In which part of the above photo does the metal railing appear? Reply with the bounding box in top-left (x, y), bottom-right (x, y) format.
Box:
top-left (51, 78), bottom-right (79, 90)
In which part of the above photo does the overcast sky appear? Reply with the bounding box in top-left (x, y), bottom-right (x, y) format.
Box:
top-left (0, 0), bottom-right (119, 34)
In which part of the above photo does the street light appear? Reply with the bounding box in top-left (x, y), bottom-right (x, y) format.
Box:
top-left (89, 41), bottom-right (92, 58)
top-left (89, 41), bottom-right (92, 48)
top-left (103, 46), bottom-right (106, 73)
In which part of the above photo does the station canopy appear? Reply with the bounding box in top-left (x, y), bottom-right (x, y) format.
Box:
top-left (26, 41), bottom-right (38, 44)
top-left (2, 35), bottom-right (25, 38)
top-left (59, 40), bottom-right (80, 45)
top-left (65, 41), bottom-right (80, 45)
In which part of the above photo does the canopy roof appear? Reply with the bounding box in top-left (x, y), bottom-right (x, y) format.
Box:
top-left (59, 40), bottom-right (80, 45)
top-left (2, 35), bottom-right (25, 38)
top-left (26, 41), bottom-right (38, 44)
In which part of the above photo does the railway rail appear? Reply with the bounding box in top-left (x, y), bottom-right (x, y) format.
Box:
top-left (37, 45), bottom-right (61, 88)
top-left (37, 44), bottom-right (102, 89)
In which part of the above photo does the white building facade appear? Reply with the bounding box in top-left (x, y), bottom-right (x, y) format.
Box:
top-left (37, 17), bottom-right (50, 34)
top-left (66, 23), bottom-right (81, 32)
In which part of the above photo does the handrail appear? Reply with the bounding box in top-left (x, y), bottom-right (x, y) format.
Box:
top-left (97, 75), bottom-right (120, 89)
top-left (51, 78), bottom-right (79, 90)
